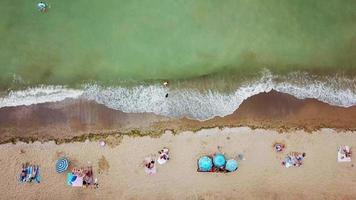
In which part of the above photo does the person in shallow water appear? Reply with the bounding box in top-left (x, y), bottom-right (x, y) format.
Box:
top-left (37, 2), bottom-right (48, 13)
top-left (163, 81), bottom-right (169, 98)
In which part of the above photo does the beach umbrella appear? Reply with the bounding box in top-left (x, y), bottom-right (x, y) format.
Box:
top-left (225, 159), bottom-right (238, 172)
top-left (56, 157), bottom-right (69, 173)
top-left (198, 156), bottom-right (213, 172)
top-left (213, 153), bottom-right (226, 168)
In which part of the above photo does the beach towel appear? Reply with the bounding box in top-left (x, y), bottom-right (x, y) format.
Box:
top-left (144, 166), bottom-right (156, 175)
top-left (284, 158), bottom-right (293, 168)
top-left (34, 167), bottom-right (41, 183)
top-left (72, 176), bottom-right (83, 187)
top-left (157, 153), bottom-right (169, 165)
top-left (67, 173), bottom-right (74, 185)
top-left (67, 173), bottom-right (84, 187)
top-left (157, 158), bottom-right (167, 165)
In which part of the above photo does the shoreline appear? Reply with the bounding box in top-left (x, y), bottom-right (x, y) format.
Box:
top-left (1, 90), bottom-right (356, 144)
top-left (1, 128), bottom-right (355, 199)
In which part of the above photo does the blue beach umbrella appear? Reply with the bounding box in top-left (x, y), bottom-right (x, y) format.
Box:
top-left (198, 156), bottom-right (213, 172)
top-left (56, 157), bottom-right (69, 173)
top-left (225, 159), bottom-right (238, 172)
top-left (213, 153), bottom-right (226, 168)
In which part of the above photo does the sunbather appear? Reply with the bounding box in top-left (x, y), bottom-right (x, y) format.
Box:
top-left (274, 143), bottom-right (285, 152)
top-left (282, 152), bottom-right (306, 168)
top-left (83, 167), bottom-right (94, 186)
top-left (144, 158), bottom-right (156, 175)
top-left (30, 165), bottom-right (37, 182)
top-left (72, 167), bottom-right (84, 177)
top-left (20, 164), bottom-right (27, 182)
top-left (342, 147), bottom-right (351, 157)
top-left (157, 148), bottom-right (170, 164)
top-left (147, 160), bottom-right (155, 169)
top-left (26, 165), bottom-right (33, 182)
top-left (34, 165), bottom-right (40, 183)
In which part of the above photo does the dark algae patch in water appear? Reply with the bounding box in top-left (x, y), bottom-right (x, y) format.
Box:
top-left (0, 0), bottom-right (355, 90)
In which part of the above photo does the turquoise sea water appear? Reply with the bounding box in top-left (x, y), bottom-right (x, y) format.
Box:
top-left (1, 0), bottom-right (356, 89)
top-left (0, 1), bottom-right (356, 119)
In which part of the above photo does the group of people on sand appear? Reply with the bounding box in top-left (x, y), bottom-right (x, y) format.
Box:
top-left (69, 167), bottom-right (98, 188)
top-left (19, 163), bottom-right (40, 183)
top-left (144, 147), bottom-right (170, 175)
top-left (282, 152), bottom-right (306, 168)
top-left (274, 142), bottom-right (306, 168)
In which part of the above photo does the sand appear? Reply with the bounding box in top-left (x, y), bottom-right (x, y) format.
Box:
top-left (1, 127), bottom-right (355, 200)
top-left (1, 90), bottom-right (356, 144)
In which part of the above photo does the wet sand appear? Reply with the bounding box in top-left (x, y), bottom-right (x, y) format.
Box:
top-left (1, 90), bottom-right (356, 144)
top-left (0, 128), bottom-right (355, 200)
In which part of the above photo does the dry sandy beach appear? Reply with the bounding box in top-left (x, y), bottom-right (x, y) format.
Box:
top-left (1, 128), bottom-right (355, 200)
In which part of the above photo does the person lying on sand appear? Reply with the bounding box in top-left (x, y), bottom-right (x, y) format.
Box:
top-left (84, 169), bottom-right (93, 186)
top-left (25, 165), bottom-right (33, 182)
top-left (144, 157), bottom-right (156, 175)
top-left (282, 152), bottom-right (306, 168)
top-left (20, 163), bottom-right (27, 182)
top-left (146, 160), bottom-right (155, 169)
top-left (342, 147), bottom-right (352, 157)
top-left (34, 165), bottom-right (40, 183)
top-left (30, 165), bottom-right (38, 182)
top-left (274, 143), bottom-right (285, 152)
top-left (157, 148), bottom-right (170, 165)
top-left (72, 167), bottom-right (85, 177)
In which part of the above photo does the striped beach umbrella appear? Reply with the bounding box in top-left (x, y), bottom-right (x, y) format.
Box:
top-left (226, 159), bottom-right (238, 172)
top-left (213, 153), bottom-right (226, 168)
top-left (198, 156), bottom-right (213, 172)
top-left (56, 157), bottom-right (69, 173)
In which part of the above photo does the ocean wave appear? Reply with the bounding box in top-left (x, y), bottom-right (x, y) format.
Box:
top-left (0, 71), bottom-right (356, 120)
top-left (0, 86), bottom-right (83, 108)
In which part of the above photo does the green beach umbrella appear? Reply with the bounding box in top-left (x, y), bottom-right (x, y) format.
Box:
top-left (198, 156), bottom-right (213, 172)
top-left (225, 159), bottom-right (238, 172)
top-left (213, 153), bottom-right (226, 168)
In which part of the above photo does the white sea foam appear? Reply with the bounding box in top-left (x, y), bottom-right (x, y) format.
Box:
top-left (0, 86), bottom-right (83, 108)
top-left (1, 71), bottom-right (356, 120)
top-left (81, 71), bottom-right (356, 120)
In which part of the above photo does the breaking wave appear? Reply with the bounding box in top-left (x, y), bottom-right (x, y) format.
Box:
top-left (0, 86), bottom-right (83, 108)
top-left (1, 71), bottom-right (355, 120)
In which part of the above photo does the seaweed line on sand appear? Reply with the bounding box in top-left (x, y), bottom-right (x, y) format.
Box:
top-left (1, 124), bottom-right (356, 146)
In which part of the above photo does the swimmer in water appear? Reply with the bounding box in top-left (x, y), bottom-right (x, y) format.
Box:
top-left (163, 81), bottom-right (169, 98)
top-left (37, 2), bottom-right (48, 13)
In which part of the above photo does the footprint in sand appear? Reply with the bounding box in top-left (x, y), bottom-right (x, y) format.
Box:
top-left (200, 141), bottom-right (208, 146)
top-left (98, 155), bottom-right (110, 174)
